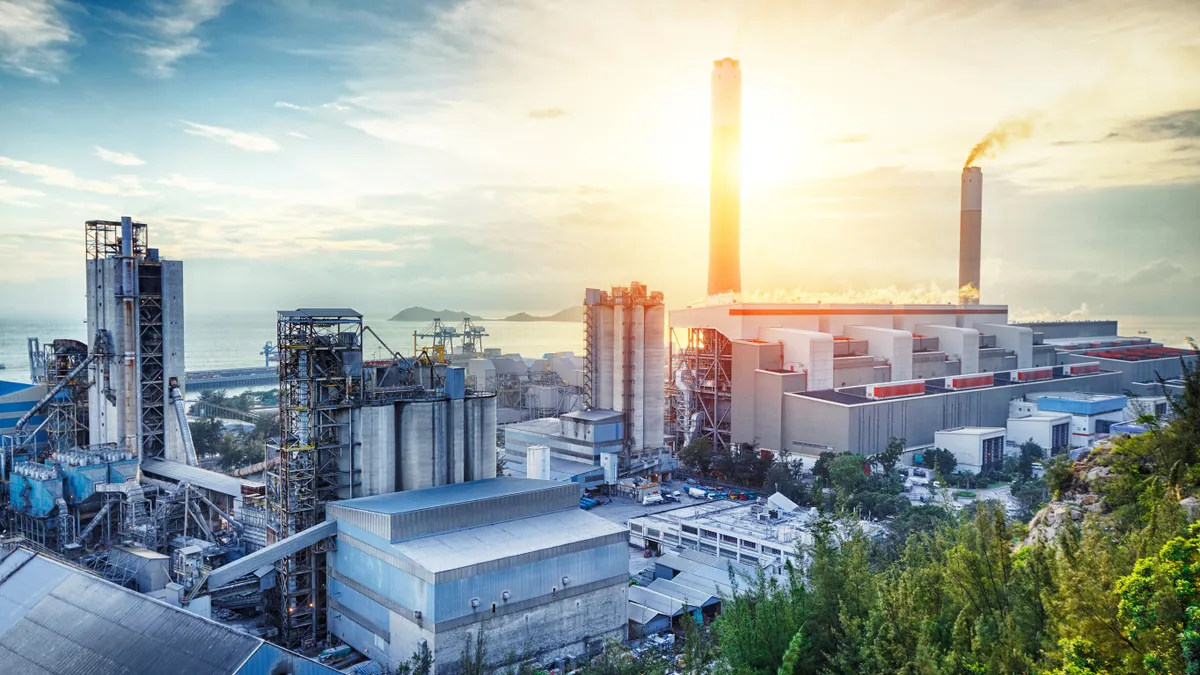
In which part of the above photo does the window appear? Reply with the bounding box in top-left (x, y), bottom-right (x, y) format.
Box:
top-left (741, 540), bottom-right (757, 550)
top-left (700, 529), bottom-right (717, 540)
top-left (721, 534), bottom-right (738, 545)
top-left (663, 533), bottom-right (679, 543)
top-left (740, 554), bottom-right (759, 565)
top-left (699, 542), bottom-right (717, 554)
top-left (1156, 402), bottom-right (1168, 418)
top-left (646, 528), bottom-right (661, 539)
top-left (762, 547), bottom-right (781, 557)
top-left (719, 548), bottom-right (737, 560)
top-left (1096, 419), bottom-right (1114, 435)
top-left (680, 537), bottom-right (697, 548)
top-left (682, 525), bottom-right (698, 535)
top-left (630, 524), bottom-right (643, 533)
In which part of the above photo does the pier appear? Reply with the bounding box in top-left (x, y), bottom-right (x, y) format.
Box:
top-left (184, 366), bottom-right (277, 391)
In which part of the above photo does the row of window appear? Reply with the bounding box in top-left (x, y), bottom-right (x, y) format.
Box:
top-left (633, 521), bottom-right (787, 558)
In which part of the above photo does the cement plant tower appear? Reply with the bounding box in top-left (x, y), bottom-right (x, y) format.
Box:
top-left (708, 57), bottom-right (741, 297)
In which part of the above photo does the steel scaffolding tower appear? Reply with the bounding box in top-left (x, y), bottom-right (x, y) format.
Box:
top-left (267, 309), bottom-right (362, 649)
top-left (667, 327), bottom-right (732, 452)
top-left (42, 340), bottom-right (90, 456)
top-left (137, 260), bottom-right (166, 460)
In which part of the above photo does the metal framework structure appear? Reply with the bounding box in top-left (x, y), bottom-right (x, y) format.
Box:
top-left (41, 340), bottom-right (91, 456)
top-left (137, 259), bottom-right (166, 460)
top-left (267, 309), bottom-right (362, 649)
top-left (667, 327), bottom-right (733, 452)
top-left (457, 318), bottom-right (488, 358)
top-left (85, 219), bottom-right (166, 459)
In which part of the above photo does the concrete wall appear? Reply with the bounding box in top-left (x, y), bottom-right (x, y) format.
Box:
top-left (831, 356), bottom-right (885, 388)
top-left (979, 324), bottom-right (1034, 369)
top-left (779, 371), bottom-right (1122, 456)
top-left (917, 324), bottom-right (979, 375)
top-left (1012, 321), bottom-right (1118, 339)
top-left (731, 340), bottom-right (782, 444)
top-left (1060, 352), bottom-right (1199, 390)
top-left (845, 326), bottom-right (914, 381)
top-left (758, 328), bottom-right (833, 390)
top-left (644, 305), bottom-right (666, 450)
top-left (753, 370), bottom-right (806, 451)
top-left (161, 260), bottom-right (186, 463)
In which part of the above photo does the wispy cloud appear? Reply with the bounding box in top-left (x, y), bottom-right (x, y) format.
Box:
top-left (286, 131), bottom-right (309, 139)
top-left (528, 108), bottom-right (568, 120)
top-left (129, 0), bottom-right (232, 78)
top-left (158, 172), bottom-right (275, 198)
top-left (181, 120), bottom-right (279, 152)
top-left (1110, 109), bottom-right (1200, 143)
top-left (275, 101), bottom-right (310, 111)
top-left (321, 102), bottom-right (350, 112)
top-left (0, 0), bottom-right (73, 81)
top-left (0, 156), bottom-right (153, 195)
top-left (0, 179), bottom-right (44, 206)
top-left (93, 146), bottom-right (146, 166)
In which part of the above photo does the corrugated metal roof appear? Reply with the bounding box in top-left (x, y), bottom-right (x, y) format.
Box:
top-left (628, 586), bottom-right (684, 617)
top-left (331, 477), bottom-right (566, 515)
top-left (648, 578), bottom-right (717, 607)
top-left (671, 571), bottom-right (733, 599)
top-left (0, 546), bottom-right (338, 675)
top-left (142, 459), bottom-right (261, 498)
top-left (392, 509), bottom-right (626, 574)
top-left (278, 308), bottom-right (362, 318)
top-left (328, 477), bottom-right (581, 543)
top-left (627, 602), bottom-right (665, 626)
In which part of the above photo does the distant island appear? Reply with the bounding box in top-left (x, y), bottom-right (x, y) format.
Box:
top-left (387, 306), bottom-right (584, 323)
top-left (388, 307), bottom-right (483, 322)
top-left (498, 306), bottom-right (584, 322)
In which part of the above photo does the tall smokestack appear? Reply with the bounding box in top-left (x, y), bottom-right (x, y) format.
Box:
top-left (708, 58), bottom-right (741, 297)
top-left (958, 166), bottom-right (983, 305)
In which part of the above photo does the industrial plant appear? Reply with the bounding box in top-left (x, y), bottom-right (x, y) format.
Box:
top-left (0, 54), bottom-right (1193, 675)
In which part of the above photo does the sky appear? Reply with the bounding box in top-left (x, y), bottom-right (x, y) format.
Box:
top-left (0, 0), bottom-right (1197, 321)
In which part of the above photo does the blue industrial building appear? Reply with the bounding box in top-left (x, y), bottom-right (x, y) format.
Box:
top-left (0, 379), bottom-right (48, 450)
top-left (324, 477), bottom-right (628, 674)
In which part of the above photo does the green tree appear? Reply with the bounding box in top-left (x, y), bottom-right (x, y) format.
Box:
top-left (1117, 523), bottom-right (1200, 674)
top-left (714, 564), bottom-right (808, 675)
top-left (1019, 440), bottom-right (1045, 480)
top-left (873, 436), bottom-right (905, 477)
top-left (765, 456), bottom-right (809, 506)
top-left (921, 447), bottom-right (958, 479)
top-left (680, 437), bottom-right (714, 476)
top-left (460, 629), bottom-right (487, 675)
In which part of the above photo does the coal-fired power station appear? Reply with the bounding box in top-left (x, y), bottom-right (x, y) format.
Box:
top-left (708, 57), bottom-right (742, 297)
top-left (958, 166), bottom-right (983, 305)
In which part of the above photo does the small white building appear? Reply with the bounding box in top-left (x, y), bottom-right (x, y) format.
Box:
top-left (933, 427), bottom-right (1006, 474)
top-left (1006, 412), bottom-right (1072, 456)
top-left (1026, 392), bottom-right (1129, 447)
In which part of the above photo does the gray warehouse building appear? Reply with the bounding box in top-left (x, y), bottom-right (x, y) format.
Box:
top-left (325, 478), bottom-right (628, 674)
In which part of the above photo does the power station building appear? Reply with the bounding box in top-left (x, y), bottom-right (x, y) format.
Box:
top-left (667, 302), bottom-right (1194, 458)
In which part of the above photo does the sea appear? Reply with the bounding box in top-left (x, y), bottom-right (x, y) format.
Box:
top-left (0, 311), bottom-right (1194, 384)
top-left (0, 310), bottom-right (586, 382)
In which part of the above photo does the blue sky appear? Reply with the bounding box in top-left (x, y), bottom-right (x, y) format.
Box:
top-left (0, 0), bottom-right (1198, 320)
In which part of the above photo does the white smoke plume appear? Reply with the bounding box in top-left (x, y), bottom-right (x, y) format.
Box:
top-left (700, 283), bottom-right (964, 307)
top-left (1011, 303), bottom-right (1093, 323)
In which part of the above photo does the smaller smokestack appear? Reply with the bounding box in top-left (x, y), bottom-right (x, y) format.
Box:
top-left (958, 167), bottom-right (982, 305)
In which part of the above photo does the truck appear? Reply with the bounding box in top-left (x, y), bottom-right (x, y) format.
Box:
top-left (687, 487), bottom-right (708, 499)
top-left (642, 493), bottom-right (664, 506)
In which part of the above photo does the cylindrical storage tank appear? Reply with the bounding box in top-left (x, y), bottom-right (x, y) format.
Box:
top-left (399, 400), bottom-right (436, 491)
top-left (643, 304), bottom-right (666, 450)
top-left (447, 398), bottom-right (465, 485)
top-left (359, 403), bottom-right (395, 497)
top-left (482, 395), bottom-right (497, 478)
top-left (631, 304), bottom-right (645, 449)
top-left (611, 304), bottom-right (625, 411)
top-left (598, 306), bottom-right (614, 410)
